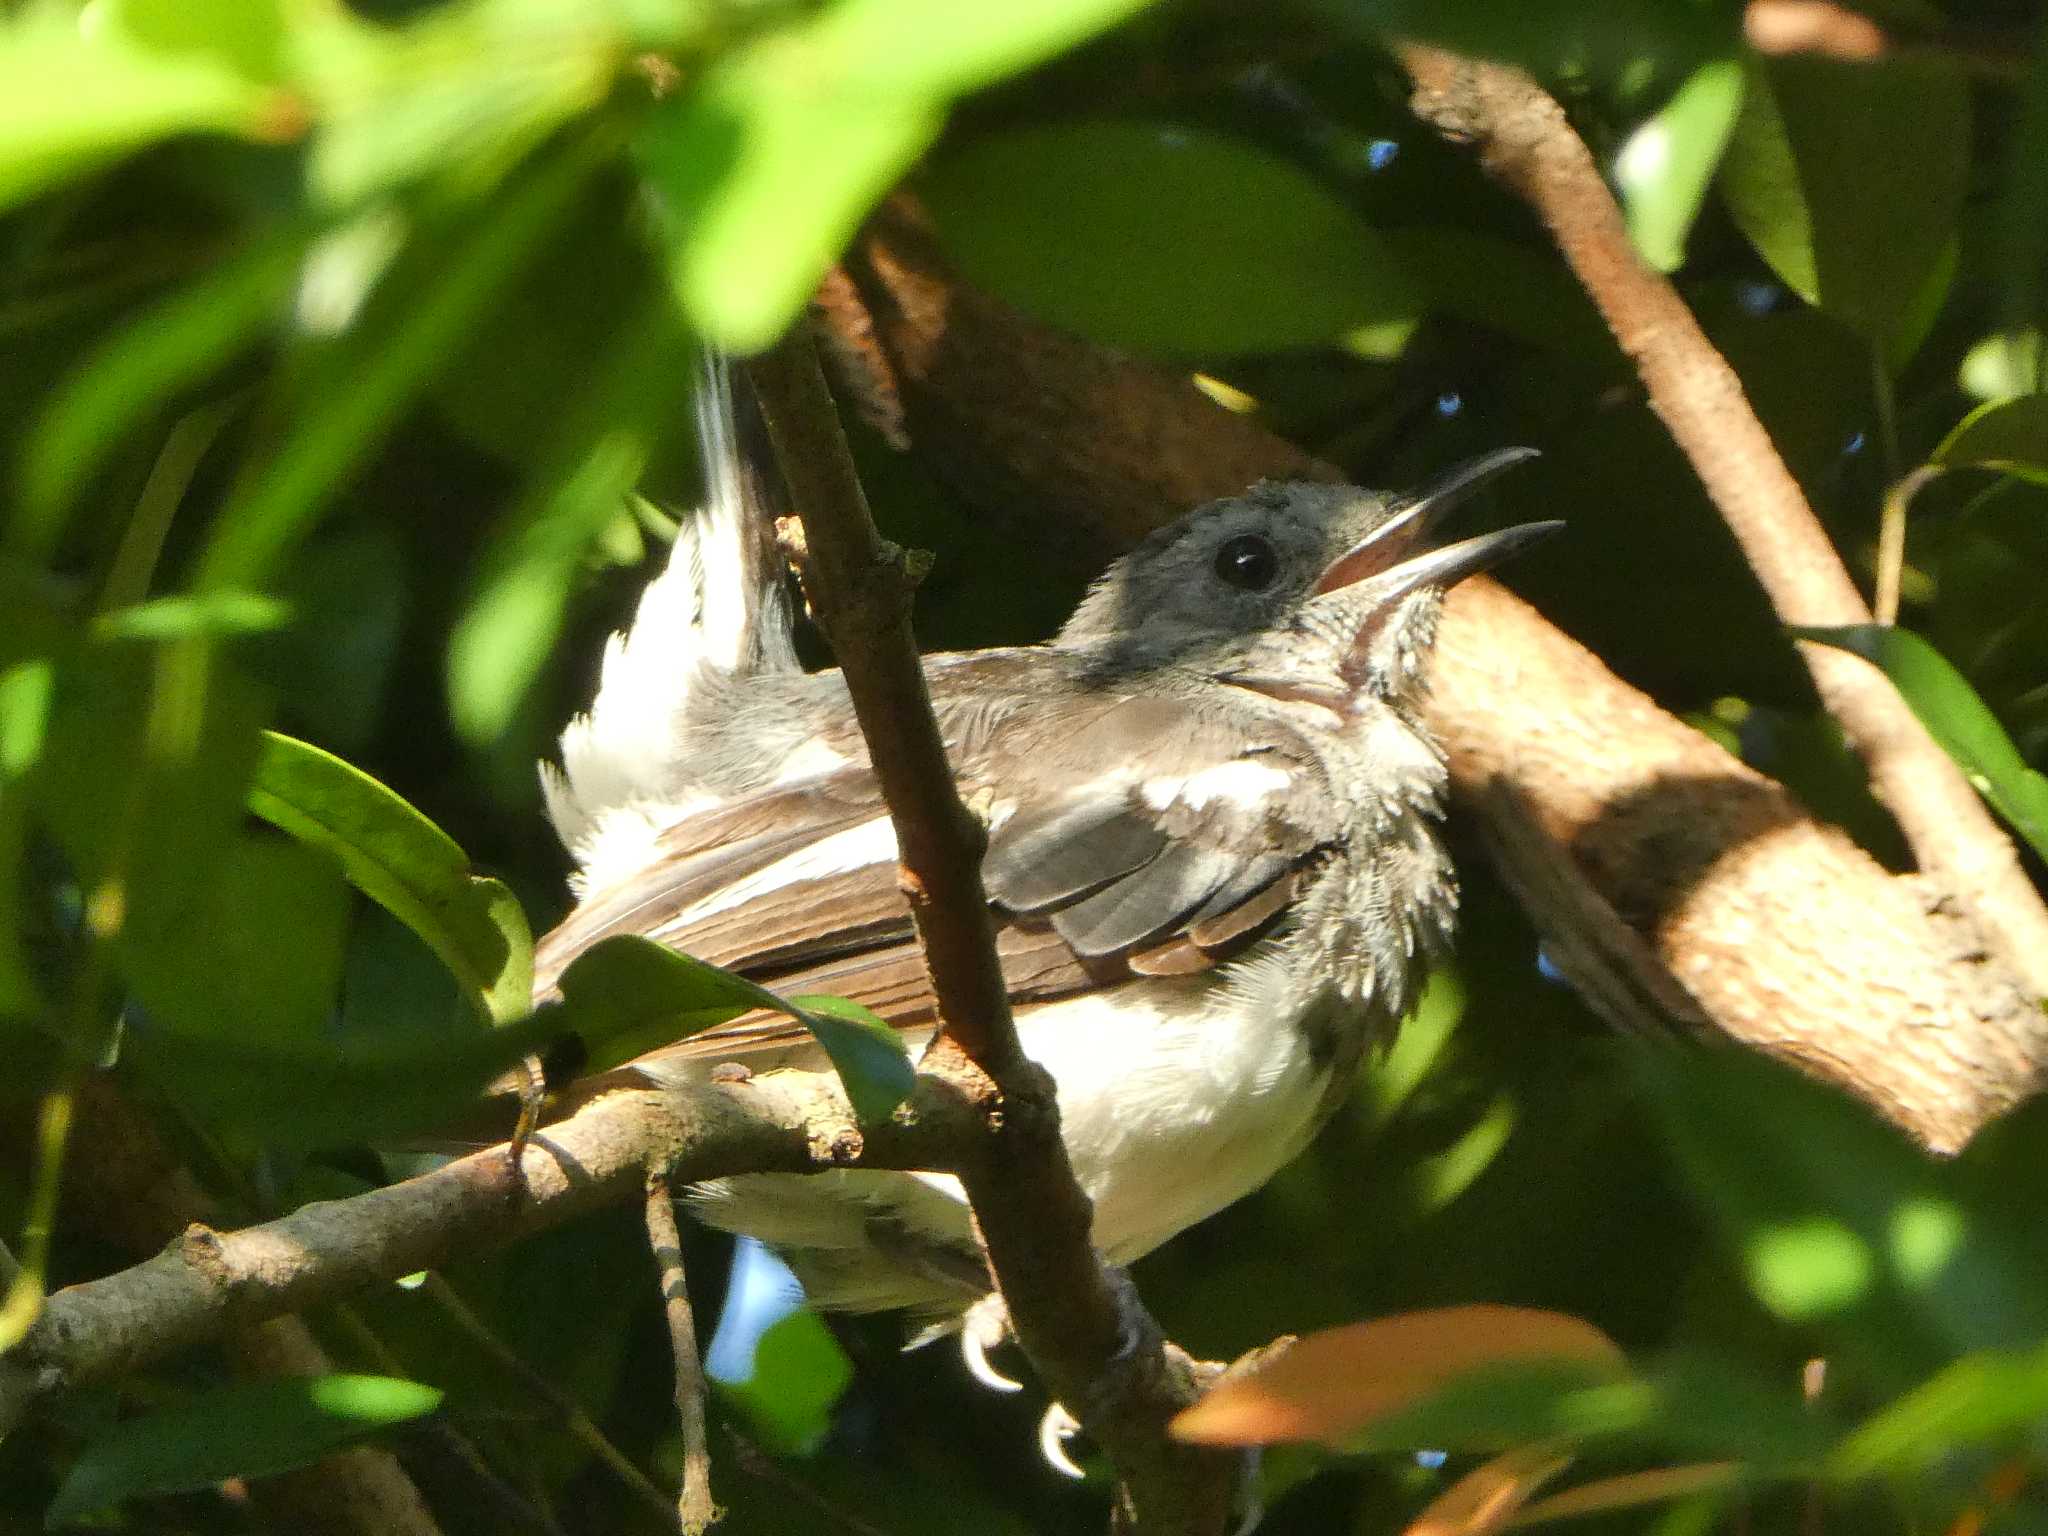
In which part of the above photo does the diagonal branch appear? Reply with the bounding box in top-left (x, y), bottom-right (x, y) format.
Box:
top-left (1396, 45), bottom-right (2048, 1008)
top-left (744, 329), bottom-right (1233, 1536)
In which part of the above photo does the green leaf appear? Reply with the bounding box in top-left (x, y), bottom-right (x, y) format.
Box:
top-left (639, 0), bottom-right (1157, 351)
top-left (1832, 1339), bottom-right (2048, 1479)
top-left (0, 659), bottom-right (57, 1018)
top-left (1790, 624), bottom-right (2048, 864)
top-left (246, 732), bottom-right (533, 1023)
top-left (555, 936), bottom-right (915, 1119)
top-left (1616, 59), bottom-right (1744, 273)
top-left (18, 227), bottom-right (302, 539)
top-left (105, 0), bottom-right (288, 85)
top-left (46, 1374), bottom-right (441, 1526)
top-left (922, 121), bottom-right (1422, 358)
top-left (1636, 1047), bottom-right (2048, 1399)
top-left (125, 1001), bottom-right (555, 1145)
top-left (1719, 55), bottom-right (1967, 351)
top-left (0, 20), bottom-right (288, 217)
top-left (786, 993), bottom-right (921, 1122)
top-left (713, 1310), bottom-right (852, 1456)
top-left (1931, 395), bottom-right (2048, 486)
top-left (639, 53), bottom-right (937, 353)
top-left (552, 936), bottom-right (764, 1069)
top-left (806, 0), bottom-right (1156, 97)
top-left (1959, 329), bottom-right (2044, 402)
top-left (446, 299), bottom-right (685, 744)
top-left (296, 0), bottom-right (625, 209)
top-left (91, 591), bottom-right (292, 643)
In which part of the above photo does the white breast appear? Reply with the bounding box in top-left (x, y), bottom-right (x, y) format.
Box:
top-left (695, 944), bottom-right (1341, 1318)
top-left (1004, 956), bottom-right (1334, 1263)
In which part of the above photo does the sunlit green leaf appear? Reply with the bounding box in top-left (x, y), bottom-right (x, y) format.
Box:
top-left (923, 121), bottom-right (1422, 358)
top-left (247, 732), bottom-right (534, 1022)
top-left (1959, 329), bottom-right (2044, 402)
top-left (640, 0), bottom-right (1158, 351)
top-left (639, 51), bottom-right (937, 353)
top-left (786, 992), bottom-right (919, 1121)
top-left (1617, 58), bottom-right (1744, 273)
top-left (1791, 624), bottom-right (2048, 863)
top-left (1719, 55), bottom-right (1966, 352)
top-left (296, 0), bottom-right (623, 208)
top-left (0, 19), bottom-right (291, 216)
top-left (91, 591), bottom-right (291, 643)
top-left (46, 1374), bottom-right (441, 1525)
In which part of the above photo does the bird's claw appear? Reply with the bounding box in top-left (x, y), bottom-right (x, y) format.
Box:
top-left (958, 1294), bottom-right (1024, 1394)
top-left (1038, 1402), bottom-right (1087, 1480)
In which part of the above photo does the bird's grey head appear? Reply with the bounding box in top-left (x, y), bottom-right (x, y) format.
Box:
top-left (1057, 449), bottom-right (1558, 711)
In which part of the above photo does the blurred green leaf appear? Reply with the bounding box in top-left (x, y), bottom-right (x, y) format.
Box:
top-left (555, 936), bottom-right (915, 1119)
top-left (46, 1374), bottom-right (441, 1526)
top-left (1959, 329), bottom-right (2044, 402)
top-left (0, 658), bottom-right (57, 1019)
top-left (639, 50), bottom-right (936, 353)
top-left (246, 731), bottom-right (534, 1022)
top-left (296, 0), bottom-right (628, 209)
top-left (106, 0), bottom-right (287, 85)
top-left (1617, 58), bottom-right (1744, 274)
top-left (1638, 1047), bottom-right (2048, 1397)
top-left (0, 19), bottom-right (289, 217)
top-left (1719, 55), bottom-right (1966, 352)
top-left (641, 0), bottom-right (1159, 351)
top-left (446, 299), bottom-right (685, 744)
top-left (713, 1309), bottom-right (853, 1456)
top-left (91, 591), bottom-right (290, 643)
top-left (1791, 624), bottom-right (2048, 864)
top-left (923, 120), bottom-right (1421, 358)
top-left (195, 125), bottom-right (608, 594)
top-left (19, 227), bottom-right (301, 538)
top-left (1931, 395), bottom-right (2048, 486)
top-left (1832, 1339), bottom-right (2048, 1479)
top-left (1381, 227), bottom-right (1615, 367)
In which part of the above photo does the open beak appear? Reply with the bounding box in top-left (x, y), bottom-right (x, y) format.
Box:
top-left (1313, 446), bottom-right (1557, 599)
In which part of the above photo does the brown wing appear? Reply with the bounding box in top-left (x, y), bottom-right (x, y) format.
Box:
top-left (535, 685), bottom-right (1330, 1075)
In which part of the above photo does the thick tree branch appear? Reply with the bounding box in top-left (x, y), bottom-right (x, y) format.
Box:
top-left (813, 201), bottom-right (2048, 1155)
top-left (1397, 45), bottom-right (2048, 1006)
top-left (744, 330), bottom-right (1233, 1536)
top-left (0, 1069), bottom-right (982, 1437)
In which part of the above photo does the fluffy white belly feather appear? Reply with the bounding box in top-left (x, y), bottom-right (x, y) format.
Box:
top-left (694, 950), bottom-right (1338, 1317)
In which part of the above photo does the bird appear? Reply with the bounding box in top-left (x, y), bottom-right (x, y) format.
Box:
top-left (533, 363), bottom-right (1558, 1348)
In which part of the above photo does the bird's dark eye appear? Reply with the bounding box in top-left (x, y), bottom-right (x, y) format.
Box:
top-left (1213, 533), bottom-right (1279, 591)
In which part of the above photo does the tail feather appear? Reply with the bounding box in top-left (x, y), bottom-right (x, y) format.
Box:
top-left (544, 357), bottom-right (797, 882)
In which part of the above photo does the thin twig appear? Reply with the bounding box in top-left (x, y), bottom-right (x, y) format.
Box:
top-left (1398, 45), bottom-right (2048, 1003)
top-left (1876, 465), bottom-right (1943, 626)
top-left (419, 1272), bottom-right (682, 1530)
top-left (744, 328), bottom-right (1236, 1536)
top-left (643, 1171), bottom-right (717, 1535)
